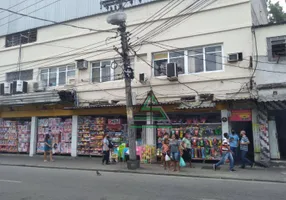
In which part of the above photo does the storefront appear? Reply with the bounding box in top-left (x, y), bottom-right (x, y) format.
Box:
top-left (36, 117), bottom-right (72, 155)
top-left (77, 115), bottom-right (127, 156)
top-left (0, 118), bottom-right (31, 153)
top-left (156, 111), bottom-right (223, 161)
top-left (229, 109), bottom-right (254, 160)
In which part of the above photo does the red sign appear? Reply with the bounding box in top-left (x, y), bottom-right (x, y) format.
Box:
top-left (230, 110), bottom-right (252, 122)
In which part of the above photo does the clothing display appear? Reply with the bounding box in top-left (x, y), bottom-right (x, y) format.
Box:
top-left (0, 119), bottom-right (31, 153)
top-left (157, 114), bottom-right (223, 161)
top-left (37, 117), bottom-right (72, 154)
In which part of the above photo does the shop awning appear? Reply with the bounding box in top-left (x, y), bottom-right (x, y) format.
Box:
top-left (213, 94), bottom-right (256, 102)
top-left (64, 100), bottom-right (180, 110)
top-left (176, 101), bottom-right (216, 110)
top-left (258, 88), bottom-right (286, 102)
top-left (0, 91), bottom-right (61, 106)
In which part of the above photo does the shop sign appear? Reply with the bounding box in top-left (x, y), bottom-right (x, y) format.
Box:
top-left (229, 110), bottom-right (252, 121)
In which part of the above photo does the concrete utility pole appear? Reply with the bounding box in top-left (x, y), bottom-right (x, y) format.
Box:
top-left (100, 0), bottom-right (142, 169)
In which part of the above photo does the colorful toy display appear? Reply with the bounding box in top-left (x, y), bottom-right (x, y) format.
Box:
top-left (156, 116), bottom-right (223, 161)
top-left (77, 116), bottom-right (126, 156)
top-left (37, 118), bottom-right (72, 154)
top-left (0, 119), bottom-right (31, 153)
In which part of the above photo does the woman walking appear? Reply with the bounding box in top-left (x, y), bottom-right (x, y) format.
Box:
top-left (182, 133), bottom-right (192, 168)
top-left (44, 134), bottom-right (54, 162)
top-left (170, 134), bottom-right (181, 172)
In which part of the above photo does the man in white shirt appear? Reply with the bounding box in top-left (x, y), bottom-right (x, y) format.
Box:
top-left (102, 135), bottom-right (110, 165)
top-left (213, 133), bottom-right (235, 172)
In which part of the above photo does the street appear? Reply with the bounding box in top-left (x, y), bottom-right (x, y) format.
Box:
top-left (0, 166), bottom-right (285, 200)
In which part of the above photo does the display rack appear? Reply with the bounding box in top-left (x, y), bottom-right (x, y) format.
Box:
top-left (0, 119), bottom-right (31, 153)
top-left (77, 117), bottom-right (126, 156)
top-left (0, 120), bottom-right (18, 153)
top-left (37, 117), bottom-right (72, 154)
top-left (17, 121), bottom-right (31, 153)
top-left (157, 118), bottom-right (223, 161)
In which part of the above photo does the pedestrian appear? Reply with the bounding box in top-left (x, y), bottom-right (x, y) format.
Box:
top-left (162, 138), bottom-right (171, 170)
top-left (240, 130), bottom-right (254, 169)
top-left (161, 133), bottom-right (169, 165)
top-left (182, 133), bottom-right (192, 168)
top-left (102, 134), bottom-right (110, 165)
top-left (213, 133), bottom-right (235, 172)
top-left (44, 134), bottom-right (54, 162)
top-left (229, 129), bottom-right (240, 163)
top-left (170, 134), bottom-right (181, 172)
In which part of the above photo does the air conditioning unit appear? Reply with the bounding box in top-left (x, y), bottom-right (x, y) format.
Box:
top-left (228, 53), bottom-right (243, 62)
top-left (166, 63), bottom-right (178, 81)
top-left (76, 59), bottom-right (88, 70)
top-left (139, 73), bottom-right (147, 82)
top-left (33, 81), bottom-right (45, 92)
top-left (0, 82), bottom-right (12, 95)
top-left (12, 80), bottom-right (28, 94)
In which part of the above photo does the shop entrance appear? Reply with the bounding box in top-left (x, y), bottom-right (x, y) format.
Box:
top-left (272, 110), bottom-right (286, 160)
top-left (231, 122), bottom-right (254, 160)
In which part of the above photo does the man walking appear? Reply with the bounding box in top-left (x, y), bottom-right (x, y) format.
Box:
top-left (240, 130), bottom-right (254, 169)
top-left (213, 133), bottom-right (235, 172)
top-left (229, 130), bottom-right (239, 163)
top-left (102, 134), bottom-right (110, 165)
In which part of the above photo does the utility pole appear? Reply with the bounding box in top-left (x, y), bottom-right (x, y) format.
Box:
top-left (100, 0), bottom-right (142, 169)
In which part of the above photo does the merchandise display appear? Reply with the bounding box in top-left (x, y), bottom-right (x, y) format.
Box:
top-left (37, 117), bottom-right (72, 154)
top-left (0, 119), bottom-right (31, 153)
top-left (77, 116), bottom-right (126, 156)
top-left (157, 115), bottom-right (223, 161)
top-left (17, 121), bottom-right (31, 153)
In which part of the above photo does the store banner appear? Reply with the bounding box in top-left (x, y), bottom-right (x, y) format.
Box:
top-left (230, 110), bottom-right (252, 121)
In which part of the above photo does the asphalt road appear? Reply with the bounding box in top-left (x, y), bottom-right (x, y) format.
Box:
top-left (0, 166), bottom-right (285, 200)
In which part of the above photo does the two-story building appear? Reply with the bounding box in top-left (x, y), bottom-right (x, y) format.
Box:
top-left (0, 0), bottom-right (271, 164)
top-left (253, 22), bottom-right (286, 165)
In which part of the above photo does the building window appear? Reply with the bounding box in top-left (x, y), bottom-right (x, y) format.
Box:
top-left (5, 29), bottom-right (37, 48)
top-left (91, 58), bottom-right (134, 83)
top-left (153, 45), bottom-right (222, 76)
top-left (153, 51), bottom-right (185, 77)
top-left (188, 45), bottom-right (222, 73)
top-left (6, 69), bottom-right (33, 82)
top-left (40, 65), bottom-right (76, 87)
top-left (267, 36), bottom-right (286, 61)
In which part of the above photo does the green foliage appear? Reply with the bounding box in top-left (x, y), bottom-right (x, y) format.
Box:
top-left (268, 0), bottom-right (286, 23)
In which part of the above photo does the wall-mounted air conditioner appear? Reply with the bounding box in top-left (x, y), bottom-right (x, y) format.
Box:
top-left (166, 63), bottom-right (178, 81)
top-left (0, 82), bottom-right (12, 95)
top-left (12, 80), bottom-right (28, 94)
top-left (33, 81), bottom-right (45, 92)
top-left (228, 52), bottom-right (243, 62)
top-left (76, 59), bottom-right (88, 70)
top-left (139, 73), bottom-right (147, 83)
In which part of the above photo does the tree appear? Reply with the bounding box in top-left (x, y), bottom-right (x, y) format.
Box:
top-left (268, 1), bottom-right (286, 23)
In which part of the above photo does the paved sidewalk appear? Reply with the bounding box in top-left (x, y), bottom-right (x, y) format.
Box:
top-left (1, 154), bottom-right (286, 183)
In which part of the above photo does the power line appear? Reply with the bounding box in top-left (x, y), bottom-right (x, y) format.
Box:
top-left (0, 0), bottom-right (28, 15)
top-left (132, 0), bottom-right (214, 46)
top-left (130, 0), bottom-right (185, 38)
top-left (150, 41), bottom-right (286, 75)
top-left (0, 0), bottom-right (46, 23)
top-left (0, 6), bottom-right (115, 33)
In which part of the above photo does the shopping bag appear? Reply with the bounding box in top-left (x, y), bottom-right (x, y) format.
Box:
top-left (165, 154), bottom-right (171, 162)
top-left (180, 157), bottom-right (186, 167)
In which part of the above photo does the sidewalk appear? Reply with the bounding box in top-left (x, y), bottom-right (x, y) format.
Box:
top-left (1, 154), bottom-right (286, 183)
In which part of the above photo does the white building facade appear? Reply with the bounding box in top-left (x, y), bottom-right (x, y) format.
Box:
top-left (0, 0), bottom-right (273, 164)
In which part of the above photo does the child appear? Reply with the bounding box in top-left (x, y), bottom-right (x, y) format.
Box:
top-left (162, 138), bottom-right (170, 170)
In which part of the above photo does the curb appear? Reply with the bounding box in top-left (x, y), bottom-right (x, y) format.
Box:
top-left (1, 163), bottom-right (285, 184)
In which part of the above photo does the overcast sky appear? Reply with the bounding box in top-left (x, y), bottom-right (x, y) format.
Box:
top-left (271, 0), bottom-right (286, 11)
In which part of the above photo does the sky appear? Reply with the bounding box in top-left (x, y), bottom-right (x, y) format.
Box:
top-left (271, 0), bottom-right (286, 11)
